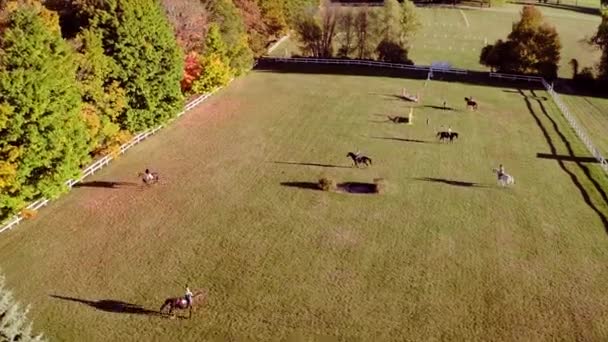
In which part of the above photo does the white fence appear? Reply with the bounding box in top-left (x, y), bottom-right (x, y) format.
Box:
top-left (0, 87), bottom-right (225, 234)
top-left (489, 72), bottom-right (544, 82)
top-left (541, 79), bottom-right (608, 173)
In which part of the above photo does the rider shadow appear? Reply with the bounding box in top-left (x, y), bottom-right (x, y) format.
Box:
top-left (50, 294), bottom-right (159, 316)
top-left (73, 181), bottom-right (139, 189)
top-left (413, 177), bottom-right (489, 188)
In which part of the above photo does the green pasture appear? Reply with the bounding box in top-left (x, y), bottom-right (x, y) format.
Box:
top-left (271, 4), bottom-right (602, 78)
top-left (0, 67), bottom-right (607, 340)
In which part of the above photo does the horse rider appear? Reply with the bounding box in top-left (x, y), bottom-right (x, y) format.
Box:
top-left (497, 164), bottom-right (505, 180)
top-left (448, 126), bottom-right (452, 135)
top-left (184, 285), bottom-right (193, 308)
top-left (142, 168), bottom-right (155, 183)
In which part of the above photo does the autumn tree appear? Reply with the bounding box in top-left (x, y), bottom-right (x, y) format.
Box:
top-left (192, 24), bottom-right (233, 93)
top-left (209, 0), bottom-right (253, 75)
top-left (354, 6), bottom-right (379, 59)
top-left (480, 6), bottom-right (561, 78)
top-left (160, 0), bottom-right (209, 52)
top-left (337, 7), bottom-right (355, 57)
top-left (0, 4), bottom-right (90, 218)
top-left (294, 0), bottom-right (338, 58)
top-left (233, 0), bottom-right (268, 55)
top-left (258, 0), bottom-right (287, 37)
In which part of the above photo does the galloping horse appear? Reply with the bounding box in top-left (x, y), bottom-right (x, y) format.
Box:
top-left (436, 131), bottom-right (451, 142)
top-left (347, 152), bottom-right (372, 168)
top-left (159, 290), bottom-right (207, 319)
top-left (492, 168), bottom-right (515, 187)
top-left (449, 132), bottom-right (459, 142)
top-left (464, 97), bottom-right (478, 110)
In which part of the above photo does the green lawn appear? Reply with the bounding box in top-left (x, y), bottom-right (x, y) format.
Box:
top-left (1, 67), bottom-right (607, 340)
top-left (272, 4), bottom-right (602, 78)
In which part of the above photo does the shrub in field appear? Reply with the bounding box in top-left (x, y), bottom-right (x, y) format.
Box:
top-left (376, 39), bottom-right (413, 64)
top-left (319, 176), bottom-right (337, 191)
top-left (0, 4), bottom-right (90, 220)
top-left (374, 178), bottom-right (387, 194)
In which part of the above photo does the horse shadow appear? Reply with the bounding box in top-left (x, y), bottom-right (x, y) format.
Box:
top-left (280, 181), bottom-right (320, 190)
top-left (73, 181), bottom-right (139, 189)
top-left (271, 161), bottom-right (350, 169)
top-left (50, 294), bottom-right (159, 316)
top-left (413, 177), bottom-right (488, 188)
top-left (424, 105), bottom-right (455, 111)
top-left (370, 136), bottom-right (435, 144)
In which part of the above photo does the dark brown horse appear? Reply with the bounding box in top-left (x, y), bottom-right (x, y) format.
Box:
top-left (347, 152), bottom-right (372, 168)
top-left (159, 290), bottom-right (207, 319)
top-left (464, 97), bottom-right (478, 110)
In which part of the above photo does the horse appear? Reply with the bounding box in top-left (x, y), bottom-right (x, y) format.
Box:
top-left (492, 168), bottom-right (515, 187)
top-left (159, 290), bottom-right (207, 319)
top-left (449, 132), bottom-right (459, 142)
top-left (436, 131), bottom-right (451, 142)
top-left (464, 97), bottom-right (478, 110)
top-left (347, 152), bottom-right (372, 168)
top-left (388, 115), bottom-right (408, 123)
top-left (138, 171), bottom-right (159, 185)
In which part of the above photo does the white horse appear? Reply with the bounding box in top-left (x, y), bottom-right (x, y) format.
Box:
top-left (492, 168), bottom-right (515, 187)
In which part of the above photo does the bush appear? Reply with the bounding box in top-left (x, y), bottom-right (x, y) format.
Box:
top-left (318, 176), bottom-right (337, 191)
top-left (376, 39), bottom-right (413, 64)
top-left (374, 178), bottom-right (387, 194)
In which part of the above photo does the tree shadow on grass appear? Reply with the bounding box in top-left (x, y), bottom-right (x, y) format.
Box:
top-left (271, 161), bottom-right (350, 169)
top-left (519, 89), bottom-right (608, 234)
top-left (73, 181), bottom-right (139, 189)
top-left (50, 295), bottom-right (159, 316)
top-left (413, 177), bottom-right (489, 188)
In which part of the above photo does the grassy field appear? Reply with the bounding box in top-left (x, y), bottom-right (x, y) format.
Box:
top-left (1, 66), bottom-right (607, 340)
top-left (271, 4), bottom-right (602, 78)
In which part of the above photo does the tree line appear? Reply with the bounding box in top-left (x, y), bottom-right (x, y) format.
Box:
top-left (0, 0), bottom-right (317, 222)
top-left (293, 0), bottom-right (420, 63)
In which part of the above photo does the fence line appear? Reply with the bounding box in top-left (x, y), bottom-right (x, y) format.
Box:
top-left (0, 86), bottom-right (226, 234)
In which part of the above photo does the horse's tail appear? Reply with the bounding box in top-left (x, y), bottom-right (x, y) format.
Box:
top-left (160, 299), bottom-right (172, 314)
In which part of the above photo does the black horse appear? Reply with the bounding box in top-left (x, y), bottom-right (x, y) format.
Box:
top-left (464, 97), bottom-right (478, 110)
top-left (449, 132), bottom-right (459, 142)
top-left (436, 131), bottom-right (450, 142)
top-left (347, 152), bottom-right (372, 168)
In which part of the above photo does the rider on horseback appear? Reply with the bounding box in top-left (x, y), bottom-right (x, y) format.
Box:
top-left (497, 164), bottom-right (505, 180)
top-left (142, 169), bottom-right (156, 183)
top-left (184, 285), bottom-right (193, 308)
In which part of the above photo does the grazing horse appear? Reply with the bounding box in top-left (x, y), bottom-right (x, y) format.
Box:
top-left (464, 97), bottom-right (478, 110)
top-left (159, 290), bottom-right (207, 319)
top-left (449, 132), bottom-right (459, 142)
top-left (347, 152), bottom-right (372, 168)
top-left (492, 168), bottom-right (515, 187)
top-left (436, 131), bottom-right (451, 142)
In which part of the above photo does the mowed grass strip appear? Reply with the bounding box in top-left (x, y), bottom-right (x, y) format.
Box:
top-left (0, 69), bottom-right (607, 341)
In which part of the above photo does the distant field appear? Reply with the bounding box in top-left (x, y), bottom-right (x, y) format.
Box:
top-left (1, 65), bottom-right (607, 340)
top-left (271, 4), bottom-right (602, 78)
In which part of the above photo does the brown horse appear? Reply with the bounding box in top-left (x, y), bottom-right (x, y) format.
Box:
top-left (464, 97), bottom-right (478, 110)
top-left (159, 290), bottom-right (207, 319)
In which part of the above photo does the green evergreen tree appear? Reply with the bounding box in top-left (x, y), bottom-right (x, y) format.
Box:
top-left (0, 272), bottom-right (45, 341)
top-left (0, 5), bottom-right (90, 219)
top-left (210, 0), bottom-right (253, 76)
top-left (75, 0), bottom-right (184, 132)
